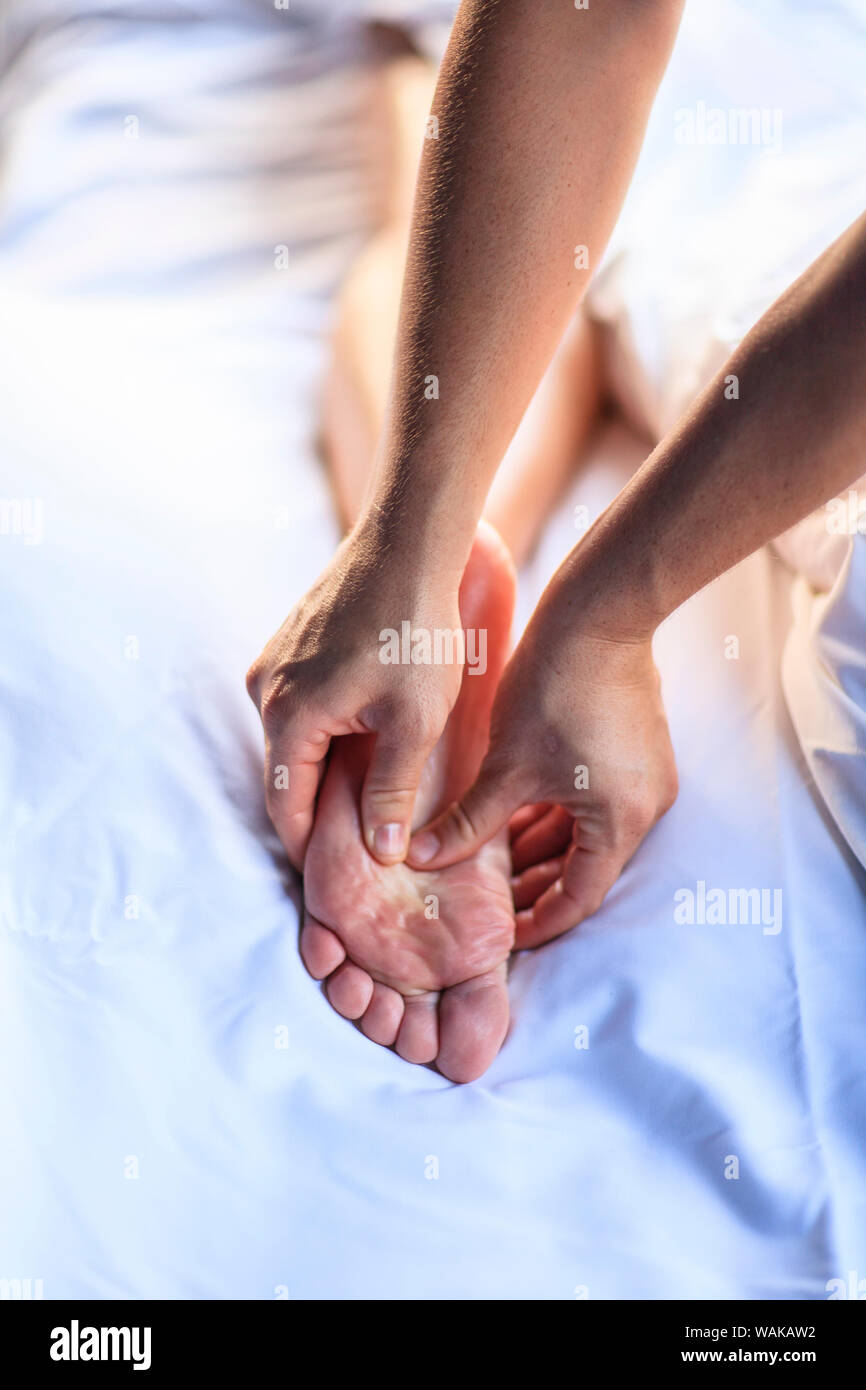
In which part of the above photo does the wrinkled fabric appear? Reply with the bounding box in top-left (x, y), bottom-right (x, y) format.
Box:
top-left (0, 0), bottom-right (864, 1301)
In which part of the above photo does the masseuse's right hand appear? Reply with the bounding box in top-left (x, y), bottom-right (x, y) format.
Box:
top-left (246, 522), bottom-right (464, 871)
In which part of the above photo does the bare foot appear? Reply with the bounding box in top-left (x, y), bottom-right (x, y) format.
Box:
top-left (301, 524), bottom-right (516, 1083)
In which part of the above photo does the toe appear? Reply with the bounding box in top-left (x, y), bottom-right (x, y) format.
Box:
top-left (396, 992), bottom-right (439, 1065)
top-left (326, 960), bottom-right (375, 1019)
top-left (436, 964), bottom-right (509, 1084)
top-left (360, 983), bottom-right (405, 1046)
top-left (300, 914), bottom-right (346, 979)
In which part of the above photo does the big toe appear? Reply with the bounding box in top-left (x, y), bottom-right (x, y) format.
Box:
top-left (436, 964), bottom-right (509, 1084)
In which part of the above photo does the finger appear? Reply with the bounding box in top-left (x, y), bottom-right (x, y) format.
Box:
top-left (508, 802), bottom-right (552, 842)
top-left (407, 762), bottom-right (526, 870)
top-left (515, 827), bottom-right (631, 948)
top-left (264, 729), bottom-right (330, 870)
top-left (511, 856), bottom-right (565, 914)
top-left (360, 727), bottom-right (438, 866)
top-left (510, 805), bottom-right (573, 874)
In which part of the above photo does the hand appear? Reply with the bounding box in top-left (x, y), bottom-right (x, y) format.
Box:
top-left (246, 523), bottom-right (464, 870)
top-left (407, 589), bottom-right (678, 945)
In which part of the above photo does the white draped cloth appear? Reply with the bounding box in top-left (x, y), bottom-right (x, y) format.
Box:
top-left (0, 0), bottom-right (865, 1300)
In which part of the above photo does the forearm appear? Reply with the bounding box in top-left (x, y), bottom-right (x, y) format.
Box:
top-left (359, 0), bottom-right (684, 578)
top-left (382, 56), bottom-right (439, 230)
top-left (554, 211), bottom-right (866, 641)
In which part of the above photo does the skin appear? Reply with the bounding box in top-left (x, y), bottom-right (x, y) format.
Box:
top-left (409, 210), bottom-right (866, 947)
top-left (304, 57), bottom-right (606, 1072)
top-left (301, 523), bottom-right (516, 1083)
top-left (249, 0), bottom-right (866, 961)
top-left (322, 54), bottom-right (604, 565)
top-left (247, 0), bottom-right (683, 870)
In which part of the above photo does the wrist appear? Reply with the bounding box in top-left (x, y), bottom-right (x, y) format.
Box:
top-left (552, 495), bottom-right (669, 646)
top-left (540, 560), bottom-right (659, 654)
top-left (354, 491), bottom-right (474, 592)
top-left (518, 592), bottom-right (656, 709)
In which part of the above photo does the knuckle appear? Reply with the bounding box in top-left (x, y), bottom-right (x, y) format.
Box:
top-left (618, 784), bottom-right (657, 838)
top-left (390, 702), bottom-right (438, 748)
top-left (587, 879), bottom-right (611, 915)
top-left (383, 710), bottom-right (446, 761)
top-left (365, 783), bottom-right (415, 810)
top-left (245, 660), bottom-right (263, 702)
top-left (659, 764), bottom-right (679, 814)
top-left (583, 893), bottom-right (606, 923)
top-left (416, 703), bottom-right (447, 747)
top-left (259, 683), bottom-right (287, 728)
top-left (563, 860), bottom-right (607, 920)
top-left (258, 667), bottom-right (305, 730)
top-left (562, 878), bottom-right (600, 923)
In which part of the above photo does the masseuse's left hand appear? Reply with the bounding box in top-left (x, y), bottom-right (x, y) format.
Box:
top-left (407, 578), bottom-right (678, 945)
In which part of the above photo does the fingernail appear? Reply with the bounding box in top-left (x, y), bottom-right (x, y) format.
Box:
top-left (373, 823), bottom-right (405, 858)
top-left (409, 831), bottom-right (439, 865)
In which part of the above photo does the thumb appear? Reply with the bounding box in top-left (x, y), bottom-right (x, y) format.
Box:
top-left (361, 729), bottom-right (435, 865)
top-left (407, 762), bottom-right (521, 870)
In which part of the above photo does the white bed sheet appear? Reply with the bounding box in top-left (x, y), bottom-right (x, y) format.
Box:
top-left (1, 0), bottom-right (865, 1300)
